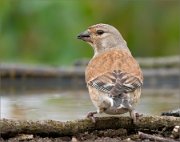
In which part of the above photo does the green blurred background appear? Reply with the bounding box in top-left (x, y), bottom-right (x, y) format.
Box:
top-left (0, 0), bottom-right (179, 66)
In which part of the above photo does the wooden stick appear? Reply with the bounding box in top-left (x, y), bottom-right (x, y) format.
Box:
top-left (138, 131), bottom-right (178, 142)
top-left (1, 116), bottom-right (180, 138)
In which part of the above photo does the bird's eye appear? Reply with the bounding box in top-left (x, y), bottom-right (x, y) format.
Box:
top-left (96, 30), bottom-right (104, 35)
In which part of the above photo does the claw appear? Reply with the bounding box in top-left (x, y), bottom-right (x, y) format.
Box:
top-left (135, 112), bottom-right (143, 118)
top-left (86, 111), bottom-right (97, 123)
top-left (130, 111), bottom-right (143, 123)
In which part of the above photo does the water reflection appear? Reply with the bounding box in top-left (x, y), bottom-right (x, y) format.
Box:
top-left (1, 89), bottom-right (179, 121)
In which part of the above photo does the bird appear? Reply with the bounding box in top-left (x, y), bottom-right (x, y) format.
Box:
top-left (77, 23), bottom-right (143, 123)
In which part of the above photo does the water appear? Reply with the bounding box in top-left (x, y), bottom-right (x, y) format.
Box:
top-left (1, 89), bottom-right (179, 121)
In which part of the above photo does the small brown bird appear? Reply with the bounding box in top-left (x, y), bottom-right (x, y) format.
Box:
top-left (77, 24), bottom-right (143, 122)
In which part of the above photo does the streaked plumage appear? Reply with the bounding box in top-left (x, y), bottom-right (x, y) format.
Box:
top-left (77, 23), bottom-right (143, 122)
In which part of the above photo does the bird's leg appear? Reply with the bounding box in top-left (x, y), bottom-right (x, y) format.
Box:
top-left (86, 111), bottom-right (97, 123)
top-left (122, 98), bottom-right (142, 123)
top-left (129, 109), bottom-right (136, 123)
top-left (122, 99), bottom-right (137, 123)
top-left (129, 110), bottom-right (143, 123)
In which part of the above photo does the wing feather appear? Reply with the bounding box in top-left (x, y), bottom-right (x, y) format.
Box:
top-left (88, 70), bottom-right (142, 97)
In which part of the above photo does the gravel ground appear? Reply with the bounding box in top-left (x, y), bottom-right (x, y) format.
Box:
top-left (1, 128), bottom-right (179, 142)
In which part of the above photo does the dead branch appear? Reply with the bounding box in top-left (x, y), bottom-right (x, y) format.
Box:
top-left (138, 131), bottom-right (178, 142)
top-left (1, 116), bottom-right (180, 139)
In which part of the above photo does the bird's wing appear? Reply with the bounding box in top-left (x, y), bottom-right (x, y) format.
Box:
top-left (88, 70), bottom-right (142, 97)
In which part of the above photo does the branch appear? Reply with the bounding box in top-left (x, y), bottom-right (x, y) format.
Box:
top-left (1, 116), bottom-right (180, 138)
top-left (138, 131), bottom-right (178, 142)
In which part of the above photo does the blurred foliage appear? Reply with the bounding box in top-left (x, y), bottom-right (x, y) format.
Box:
top-left (0, 0), bottom-right (179, 66)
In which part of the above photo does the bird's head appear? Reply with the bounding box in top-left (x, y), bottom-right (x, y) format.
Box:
top-left (77, 23), bottom-right (127, 55)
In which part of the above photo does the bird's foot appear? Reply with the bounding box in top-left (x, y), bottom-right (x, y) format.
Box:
top-left (86, 111), bottom-right (97, 123)
top-left (135, 112), bottom-right (143, 118)
top-left (130, 110), bottom-right (143, 124)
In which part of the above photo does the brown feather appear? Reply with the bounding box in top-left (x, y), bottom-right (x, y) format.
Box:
top-left (85, 48), bottom-right (143, 83)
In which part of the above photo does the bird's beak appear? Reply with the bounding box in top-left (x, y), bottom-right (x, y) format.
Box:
top-left (77, 30), bottom-right (92, 42)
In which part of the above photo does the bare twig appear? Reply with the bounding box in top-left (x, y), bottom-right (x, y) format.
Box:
top-left (138, 131), bottom-right (178, 142)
